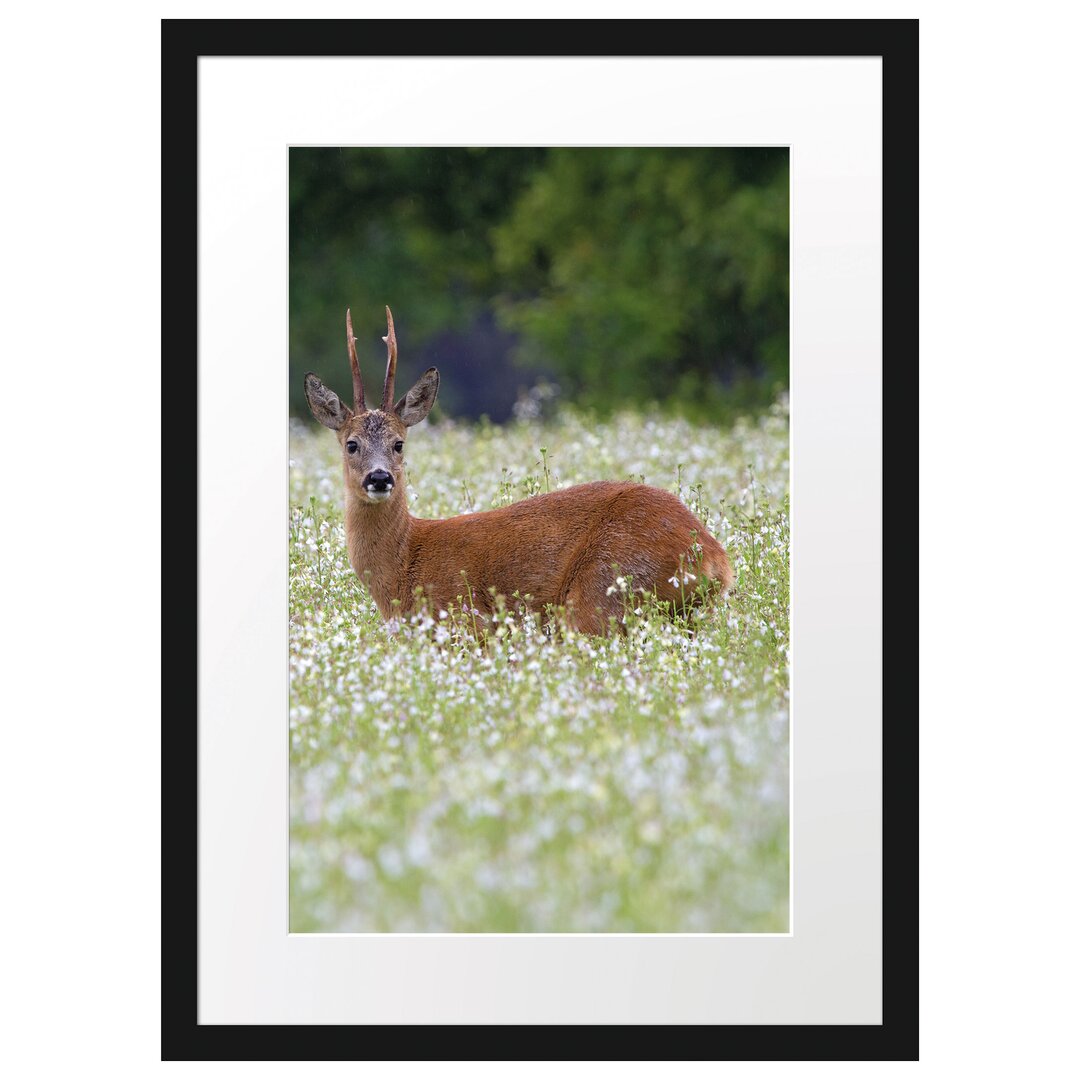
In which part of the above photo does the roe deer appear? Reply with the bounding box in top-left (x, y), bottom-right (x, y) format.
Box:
top-left (304, 307), bottom-right (733, 635)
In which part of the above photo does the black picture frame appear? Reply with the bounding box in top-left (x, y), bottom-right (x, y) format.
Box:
top-left (163, 18), bottom-right (917, 1060)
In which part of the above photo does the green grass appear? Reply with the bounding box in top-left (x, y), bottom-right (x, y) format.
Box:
top-left (289, 399), bottom-right (790, 932)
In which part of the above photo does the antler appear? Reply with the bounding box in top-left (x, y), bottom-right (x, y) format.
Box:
top-left (382, 306), bottom-right (398, 410)
top-left (346, 308), bottom-right (365, 411)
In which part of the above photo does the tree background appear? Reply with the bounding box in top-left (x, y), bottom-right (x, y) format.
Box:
top-left (290, 147), bottom-right (788, 423)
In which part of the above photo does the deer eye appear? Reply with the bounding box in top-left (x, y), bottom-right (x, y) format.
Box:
top-left (393, 440), bottom-right (404, 454)
top-left (346, 440), bottom-right (358, 454)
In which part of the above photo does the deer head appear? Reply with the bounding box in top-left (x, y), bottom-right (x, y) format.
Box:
top-left (304, 307), bottom-right (440, 505)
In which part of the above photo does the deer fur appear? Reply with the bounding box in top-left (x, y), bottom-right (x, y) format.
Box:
top-left (305, 307), bottom-right (733, 635)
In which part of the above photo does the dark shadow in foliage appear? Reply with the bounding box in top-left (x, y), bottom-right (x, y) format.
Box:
top-left (290, 147), bottom-right (788, 423)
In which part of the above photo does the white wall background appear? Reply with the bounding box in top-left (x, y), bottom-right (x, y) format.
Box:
top-left (1, 1), bottom-right (1077, 1076)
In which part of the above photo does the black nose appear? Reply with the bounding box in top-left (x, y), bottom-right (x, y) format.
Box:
top-left (366, 469), bottom-right (393, 491)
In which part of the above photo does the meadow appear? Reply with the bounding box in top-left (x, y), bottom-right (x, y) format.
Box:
top-left (289, 399), bottom-right (790, 932)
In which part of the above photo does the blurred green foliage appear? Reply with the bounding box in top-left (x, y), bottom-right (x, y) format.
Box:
top-left (291, 148), bottom-right (788, 421)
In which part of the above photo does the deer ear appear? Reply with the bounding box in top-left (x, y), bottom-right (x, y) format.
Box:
top-left (394, 367), bottom-right (439, 427)
top-left (304, 373), bottom-right (352, 430)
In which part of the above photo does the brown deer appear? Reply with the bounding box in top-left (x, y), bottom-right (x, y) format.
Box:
top-left (304, 307), bottom-right (733, 635)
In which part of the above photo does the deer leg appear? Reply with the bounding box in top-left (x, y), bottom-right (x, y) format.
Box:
top-left (563, 566), bottom-right (624, 636)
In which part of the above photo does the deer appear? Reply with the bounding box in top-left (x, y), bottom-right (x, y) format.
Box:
top-left (303, 306), bottom-right (734, 636)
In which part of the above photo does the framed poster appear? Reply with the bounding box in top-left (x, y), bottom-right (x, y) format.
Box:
top-left (164, 19), bottom-right (916, 1059)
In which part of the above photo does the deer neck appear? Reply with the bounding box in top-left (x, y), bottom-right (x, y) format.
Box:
top-left (343, 488), bottom-right (414, 618)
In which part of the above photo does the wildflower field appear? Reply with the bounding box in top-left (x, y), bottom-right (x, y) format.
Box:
top-left (289, 400), bottom-right (790, 932)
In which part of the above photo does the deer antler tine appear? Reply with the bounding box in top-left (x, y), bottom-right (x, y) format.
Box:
top-left (381, 305), bottom-right (398, 410)
top-left (346, 308), bottom-right (365, 411)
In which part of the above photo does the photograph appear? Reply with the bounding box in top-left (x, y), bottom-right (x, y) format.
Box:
top-left (288, 146), bottom-right (790, 933)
